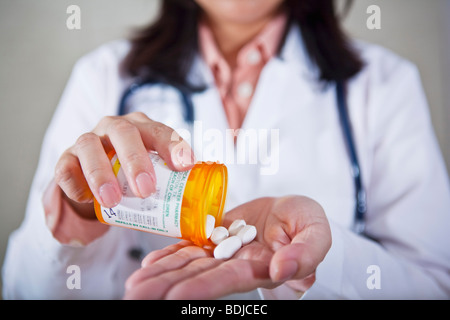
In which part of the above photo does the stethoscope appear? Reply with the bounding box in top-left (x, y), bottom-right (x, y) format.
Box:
top-left (118, 80), bottom-right (367, 235)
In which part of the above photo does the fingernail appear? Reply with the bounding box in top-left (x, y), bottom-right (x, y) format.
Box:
top-left (274, 260), bottom-right (298, 282)
top-left (136, 172), bottom-right (156, 198)
top-left (176, 146), bottom-right (195, 168)
top-left (99, 183), bottom-right (121, 208)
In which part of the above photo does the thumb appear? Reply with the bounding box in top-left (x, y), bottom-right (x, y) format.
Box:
top-left (269, 226), bottom-right (331, 282)
top-left (269, 243), bottom-right (313, 282)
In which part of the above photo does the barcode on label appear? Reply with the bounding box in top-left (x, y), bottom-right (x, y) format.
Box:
top-left (116, 210), bottom-right (159, 228)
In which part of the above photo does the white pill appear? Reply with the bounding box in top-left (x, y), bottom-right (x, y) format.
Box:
top-left (213, 236), bottom-right (242, 260)
top-left (210, 226), bottom-right (229, 245)
top-left (236, 225), bottom-right (257, 245)
top-left (206, 215), bottom-right (215, 239)
top-left (228, 219), bottom-right (246, 236)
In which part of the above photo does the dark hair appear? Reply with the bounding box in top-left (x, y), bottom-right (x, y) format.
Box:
top-left (122, 0), bottom-right (363, 92)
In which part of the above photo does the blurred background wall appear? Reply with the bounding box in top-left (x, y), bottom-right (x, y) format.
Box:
top-left (0, 0), bottom-right (449, 298)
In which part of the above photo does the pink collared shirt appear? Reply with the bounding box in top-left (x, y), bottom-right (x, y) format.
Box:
top-left (199, 13), bottom-right (287, 130)
top-left (43, 13), bottom-right (288, 245)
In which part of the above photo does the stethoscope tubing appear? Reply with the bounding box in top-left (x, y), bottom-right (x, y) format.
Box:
top-left (118, 81), bottom-right (367, 235)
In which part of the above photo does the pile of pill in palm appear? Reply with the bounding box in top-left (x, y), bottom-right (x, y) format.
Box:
top-left (205, 215), bottom-right (257, 259)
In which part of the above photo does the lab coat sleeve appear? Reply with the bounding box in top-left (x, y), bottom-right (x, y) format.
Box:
top-left (2, 43), bottom-right (138, 299)
top-left (303, 54), bottom-right (450, 299)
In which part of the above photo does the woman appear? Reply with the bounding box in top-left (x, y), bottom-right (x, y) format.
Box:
top-left (3, 0), bottom-right (450, 299)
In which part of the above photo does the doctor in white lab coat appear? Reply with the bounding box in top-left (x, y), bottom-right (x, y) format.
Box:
top-left (3, 0), bottom-right (450, 300)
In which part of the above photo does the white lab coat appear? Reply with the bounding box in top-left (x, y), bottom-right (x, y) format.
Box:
top-left (3, 25), bottom-right (450, 300)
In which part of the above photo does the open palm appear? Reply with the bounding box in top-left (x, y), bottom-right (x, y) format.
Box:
top-left (124, 196), bottom-right (331, 299)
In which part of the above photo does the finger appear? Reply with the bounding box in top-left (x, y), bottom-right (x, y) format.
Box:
top-left (141, 240), bottom-right (192, 267)
top-left (134, 119), bottom-right (196, 171)
top-left (124, 258), bottom-right (221, 300)
top-left (73, 132), bottom-right (122, 208)
top-left (104, 117), bottom-right (156, 198)
top-left (55, 151), bottom-right (94, 204)
top-left (126, 244), bottom-right (211, 291)
top-left (166, 259), bottom-right (274, 300)
top-left (144, 245), bottom-right (212, 275)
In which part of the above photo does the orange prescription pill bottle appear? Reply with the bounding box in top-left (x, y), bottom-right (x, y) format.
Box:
top-left (94, 152), bottom-right (228, 246)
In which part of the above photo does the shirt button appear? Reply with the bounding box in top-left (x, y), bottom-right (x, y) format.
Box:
top-left (237, 82), bottom-right (253, 99)
top-left (247, 49), bottom-right (262, 65)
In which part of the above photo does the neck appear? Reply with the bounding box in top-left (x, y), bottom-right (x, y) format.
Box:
top-left (205, 15), bottom-right (275, 70)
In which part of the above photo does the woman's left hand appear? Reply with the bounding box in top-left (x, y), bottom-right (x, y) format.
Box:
top-left (123, 196), bottom-right (331, 299)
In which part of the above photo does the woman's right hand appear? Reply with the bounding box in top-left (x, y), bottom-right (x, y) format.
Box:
top-left (54, 112), bottom-right (195, 219)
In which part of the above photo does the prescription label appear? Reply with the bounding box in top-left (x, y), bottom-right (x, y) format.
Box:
top-left (99, 153), bottom-right (189, 237)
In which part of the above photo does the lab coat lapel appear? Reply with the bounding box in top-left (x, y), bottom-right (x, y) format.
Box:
top-left (240, 23), bottom-right (318, 132)
top-left (189, 57), bottom-right (229, 160)
top-left (188, 24), bottom-right (319, 162)
top-left (240, 59), bottom-right (308, 132)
